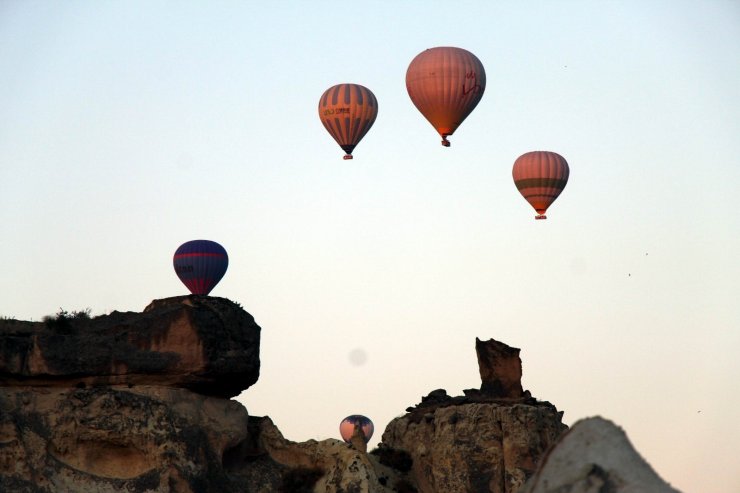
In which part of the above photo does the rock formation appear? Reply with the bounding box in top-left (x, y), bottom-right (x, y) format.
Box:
top-left (0, 296), bottom-right (260, 398)
top-left (0, 385), bottom-right (251, 492)
top-left (0, 296), bottom-right (412, 493)
top-left (476, 337), bottom-right (524, 398)
top-left (231, 416), bottom-right (404, 493)
top-left (381, 338), bottom-right (568, 493)
top-left (520, 417), bottom-right (682, 493)
top-left (1, 301), bottom-right (681, 493)
top-left (0, 296), bottom-right (260, 492)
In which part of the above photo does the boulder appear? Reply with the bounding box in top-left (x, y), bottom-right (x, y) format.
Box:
top-left (521, 417), bottom-right (682, 493)
top-left (0, 296), bottom-right (260, 398)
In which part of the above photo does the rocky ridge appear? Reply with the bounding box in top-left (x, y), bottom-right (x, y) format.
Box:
top-left (0, 298), bottom-right (681, 492)
top-left (0, 296), bottom-right (260, 398)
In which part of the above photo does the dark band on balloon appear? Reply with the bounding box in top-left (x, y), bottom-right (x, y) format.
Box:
top-left (514, 178), bottom-right (568, 191)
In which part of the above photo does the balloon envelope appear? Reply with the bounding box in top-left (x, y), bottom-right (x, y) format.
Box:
top-left (406, 46), bottom-right (486, 146)
top-left (339, 415), bottom-right (374, 443)
top-left (318, 83), bottom-right (378, 160)
top-left (512, 151), bottom-right (570, 220)
top-left (173, 240), bottom-right (228, 295)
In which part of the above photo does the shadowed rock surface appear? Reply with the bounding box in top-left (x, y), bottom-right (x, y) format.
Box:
top-left (521, 417), bottom-right (682, 493)
top-left (0, 296), bottom-right (260, 398)
top-left (0, 386), bottom-right (251, 493)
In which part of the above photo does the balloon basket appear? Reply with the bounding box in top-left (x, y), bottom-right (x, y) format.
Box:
top-left (343, 154), bottom-right (354, 160)
top-left (535, 214), bottom-right (547, 220)
top-left (441, 138), bottom-right (450, 147)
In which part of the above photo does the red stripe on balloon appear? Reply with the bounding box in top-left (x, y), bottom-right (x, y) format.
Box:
top-left (174, 253), bottom-right (227, 258)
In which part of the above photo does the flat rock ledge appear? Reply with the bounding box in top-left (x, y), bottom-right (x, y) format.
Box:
top-left (0, 296), bottom-right (261, 398)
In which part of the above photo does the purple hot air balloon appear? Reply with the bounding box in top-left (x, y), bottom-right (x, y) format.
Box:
top-left (339, 415), bottom-right (374, 443)
top-left (173, 240), bottom-right (228, 295)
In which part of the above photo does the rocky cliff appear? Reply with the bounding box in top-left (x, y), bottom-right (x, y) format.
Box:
top-left (0, 299), bottom-right (680, 492)
top-left (380, 338), bottom-right (568, 493)
top-left (0, 296), bottom-right (260, 398)
top-left (0, 385), bottom-right (250, 492)
top-left (0, 296), bottom-right (260, 492)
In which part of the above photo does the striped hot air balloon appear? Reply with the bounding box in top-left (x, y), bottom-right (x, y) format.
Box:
top-left (406, 46), bottom-right (486, 147)
top-left (173, 240), bottom-right (228, 295)
top-left (512, 151), bottom-right (570, 220)
top-left (318, 83), bottom-right (378, 160)
top-left (339, 415), bottom-right (374, 444)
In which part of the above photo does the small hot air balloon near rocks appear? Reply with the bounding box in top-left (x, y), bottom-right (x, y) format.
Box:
top-left (339, 415), bottom-right (374, 443)
top-left (319, 83), bottom-right (378, 160)
top-left (512, 151), bottom-right (570, 220)
top-left (406, 46), bottom-right (486, 147)
top-left (173, 240), bottom-right (228, 295)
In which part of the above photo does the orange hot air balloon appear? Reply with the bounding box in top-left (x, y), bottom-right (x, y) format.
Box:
top-left (512, 151), bottom-right (570, 220)
top-left (318, 83), bottom-right (378, 160)
top-left (406, 46), bottom-right (486, 147)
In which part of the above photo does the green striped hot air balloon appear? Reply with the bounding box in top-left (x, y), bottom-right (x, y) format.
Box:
top-left (512, 151), bottom-right (570, 220)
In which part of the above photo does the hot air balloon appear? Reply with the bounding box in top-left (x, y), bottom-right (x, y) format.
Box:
top-left (339, 415), bottom-right (374, 443)
top-left (173, 240), bottom-right (228, 295)
top-left (512, 151), bottom-right (570, 220)
top-left (406, 46), bottom-right (486, 147)
top-left (318, 83), bottom-right (378, 160)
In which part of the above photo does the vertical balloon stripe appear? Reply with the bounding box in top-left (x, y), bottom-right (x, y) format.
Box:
top-left (343, 117), bottom-right (351, 141)
top-left (333, 117), bottom-right (344, 142)
top-left (351, 118), bottom-right (360, 138)
top-left (342, 84), bottom-right (349, 104)
top-left (357, 119), bottom-right (371, 141)
top-left (325, 119), bottom-right (341, 143)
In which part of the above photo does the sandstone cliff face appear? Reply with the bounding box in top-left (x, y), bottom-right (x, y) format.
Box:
top-left (0, 386), bottom-right (250, 492)
top-left (0, 296), bottom-right (260, 398)
top-left (380, 338), bottom-right (568, 493)
top-left (382, 392), bottom-right (567, 493)
top-left (0, 296), bottom-right (261, 492)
